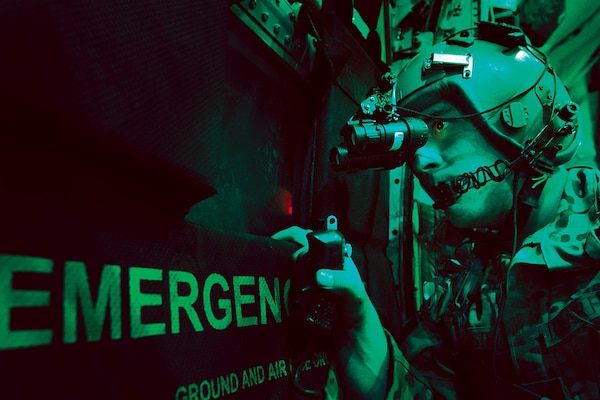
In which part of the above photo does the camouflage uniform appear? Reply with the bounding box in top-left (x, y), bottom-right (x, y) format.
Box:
top-left (385, 167), bottom-right (600, 400)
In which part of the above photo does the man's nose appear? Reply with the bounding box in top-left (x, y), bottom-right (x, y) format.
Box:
top-left (411, 145), bottom-right (443, 174)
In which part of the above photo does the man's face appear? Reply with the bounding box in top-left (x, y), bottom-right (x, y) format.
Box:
top-left (407, 101), bottom-right (514, 228)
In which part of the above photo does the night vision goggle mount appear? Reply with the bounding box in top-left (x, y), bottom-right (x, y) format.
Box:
top-left (330, 89), bottom-right (429, 173)
top-left (518, 102), bottom-right (579, 175)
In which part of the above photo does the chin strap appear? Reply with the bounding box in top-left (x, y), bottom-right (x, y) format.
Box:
top-left (431, 159), bottom-right (511, 209)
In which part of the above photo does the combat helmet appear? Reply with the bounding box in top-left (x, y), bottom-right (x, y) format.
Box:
top-left (393, 22), bottom-right (580, 208)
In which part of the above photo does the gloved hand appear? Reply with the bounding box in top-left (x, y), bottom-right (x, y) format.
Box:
top-left (270, 225), bottom-right (312, 260)
top-left (272, 226), bottom-right (389, 397)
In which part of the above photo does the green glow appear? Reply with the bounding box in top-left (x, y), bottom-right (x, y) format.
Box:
top-left (63, 262), bottom-right (122, 343)
top-left (233, 276), bottom-right (258, 327)
top-left (129, 267), bottom-right (166, 338)
top-left (258, 277), bottom-right (281, 324)
top-left (203, 273), bottom-right (233, 330)
top-left (0, 255), bottom-right (53, 349)
top-left (169, 270), bottom-right (204, 333)
top-left (0, 255), bottom-right (289, 349)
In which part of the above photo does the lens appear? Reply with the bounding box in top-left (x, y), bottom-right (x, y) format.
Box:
top-left (403, 117), bottom-right (429, 151)
top-left (329, 146), bottom-right (348, 171)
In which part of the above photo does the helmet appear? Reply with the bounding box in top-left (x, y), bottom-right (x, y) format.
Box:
top-left (393, 22), bottom-right (580, 170)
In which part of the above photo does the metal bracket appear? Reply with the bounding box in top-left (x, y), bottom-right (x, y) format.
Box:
top-left (231, 0), bottom-right (315, 81)
top-left (535, 82), bottom-right (554, 107)
top-left (326, 215), bottom-right (338, 230)
top-left (424, 53), bottom-right (473, 79)
top-left (387, 166), bottom-right (405, 312)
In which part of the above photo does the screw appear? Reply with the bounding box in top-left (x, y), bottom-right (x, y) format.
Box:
top-left (261, 12), bottom-right (269, 22)
top-left (249, 0), bottom-right (257, 9)
top-left (273, 24), bottom-right (281, 34)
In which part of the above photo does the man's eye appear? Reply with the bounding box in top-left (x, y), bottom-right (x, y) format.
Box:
top-left (432, 120), bottom-right (449, 136)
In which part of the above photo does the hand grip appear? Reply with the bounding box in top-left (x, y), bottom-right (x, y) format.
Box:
top-left (299, 229), bottom-right (345, 334)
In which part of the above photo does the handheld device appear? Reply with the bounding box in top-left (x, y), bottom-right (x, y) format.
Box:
top-left (295, 215), bottom-right (345, 335)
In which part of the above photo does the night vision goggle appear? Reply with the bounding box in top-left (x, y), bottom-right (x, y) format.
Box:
top-left (330, 90), bottom-right (429, 172)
